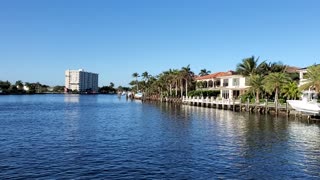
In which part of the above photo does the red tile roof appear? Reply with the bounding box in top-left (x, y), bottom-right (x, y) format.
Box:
top-left (196, 71), bottom-right (236, 80)
top-left (285, 66), bottom-right (300, 73)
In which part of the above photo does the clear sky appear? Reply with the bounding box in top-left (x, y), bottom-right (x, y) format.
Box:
top-left (1, 0), bottom-right (319, 87)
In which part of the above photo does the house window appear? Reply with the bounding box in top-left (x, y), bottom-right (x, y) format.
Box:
top-left (223, 79), bottom-right (228, 87)
top-left (215, 80), bottom-right (221, 87)
top-left (233, 90), bottom-right (240, 98)
top-left (222, 90), bottom-right (229, 99)
top-left (245, 77), bottom-right (250, 86)
top-left (233, 78), bottom-right (239, 86)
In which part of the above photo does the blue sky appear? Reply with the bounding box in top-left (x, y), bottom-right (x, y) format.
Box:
top-left (1, 0), bottom-right (319, 87)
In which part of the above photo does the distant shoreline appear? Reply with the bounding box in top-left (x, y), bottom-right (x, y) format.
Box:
top-left (0, 93), bottom-right (117, 95)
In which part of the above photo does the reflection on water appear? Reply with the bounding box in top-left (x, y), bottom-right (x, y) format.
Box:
top-left (64, 94), bottom-right (80, 103)
top-left (158, 103), bottom-right (320, 178)
top-left (0, 95), bottom-right (319, 179)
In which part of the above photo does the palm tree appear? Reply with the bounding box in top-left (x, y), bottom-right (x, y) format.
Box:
top-left (142, 71), bottom-right (150, 82)
top-left (266, 61), bottom-right (286, 73)
top-left (140, 71), bottom-right (152, 95)
top-left (129, 80), bottom-right (136, 87)
top-left (196, 81), bottom-right (206, 96)
top-left (180, 65), bottom-right (195, 97)
top-left (144, 75), bottom-right (156, 94)
top-left (199, 69), bottom-right (211, 77)
top-left (161, 70), bottom-right (177, 97)
top-left (132, 72), bottom-right (140, 91)
top-left (299, 65), bottom-right (320, 92)
top-left (162, 70), bottom-right (173, 96)
top-left (282, 82), bottom-right (301, 100)
top-left (249, 75), bottom-right (264, 103)
top-left (109, 82), bottom-right (114, 88)
top-left (236, 56), bottom-right (266, 76)
top-left (171, 69), bottom-right (180, 96)
top-left (263, 72), bottom-right (290, 107)
top-left (148, 76), bottom-right (161, 97)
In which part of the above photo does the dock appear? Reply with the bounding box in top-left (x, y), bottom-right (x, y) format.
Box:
top-left (182, 96), bottom-right (293, 115)
top-left (142, 95), bottom-right (319, 121)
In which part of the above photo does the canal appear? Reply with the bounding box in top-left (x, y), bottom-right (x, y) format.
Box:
top-left (0, 94), bottom-right (319, 179)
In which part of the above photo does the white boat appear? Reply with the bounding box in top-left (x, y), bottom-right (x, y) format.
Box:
top-left (287, 90), bottom-right (320, 115)
top-left (134, 92), bottom-right (143, 99)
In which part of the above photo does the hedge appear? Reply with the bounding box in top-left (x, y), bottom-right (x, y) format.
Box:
top-left (187, 90), bottom-right (220, 97)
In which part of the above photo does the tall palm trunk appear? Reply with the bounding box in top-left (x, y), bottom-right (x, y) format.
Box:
top-left (256, 89), bottom-right (260, 103)
top-left (136, 78), bottom-right (139, 91)
top-left (175, 81), bottom-right (178, 96)
top-left (180, 79), bottom-right (184, 97)
top-left (275, 88), bottom-right (279, 105)
top-left (275, 87), bottom-right (279, 114)
top-left (169, 84), bottom-right (172, 96)
top-left (185, 79), bottom-right (188, 98)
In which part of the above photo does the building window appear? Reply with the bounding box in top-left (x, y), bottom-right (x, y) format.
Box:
top-left (222, 90), bottom-right (229, 99)
top-left (223, 79), bottom-right (228, 87)
top-left (215, 80), bottom-right (221, 87)
top-left (204, 81), bottom-right (208, 88)
top-left (245, 77), bottom-right (250, 86)
top-left (233, 90), bottom-right (240, 98)
top-left (233, 78), bottom-right (239, 86)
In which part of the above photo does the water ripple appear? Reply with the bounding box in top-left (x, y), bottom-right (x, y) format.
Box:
top-left (0, 95), bottom-right (319, 179)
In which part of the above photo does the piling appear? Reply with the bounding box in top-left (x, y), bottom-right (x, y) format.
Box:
top-left (233, 98), bottom-right (235, 111)
top-left (286, 101), bottom-right (289, 115)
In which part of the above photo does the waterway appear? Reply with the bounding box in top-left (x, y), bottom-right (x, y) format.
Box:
top-left (0, 94), bottom-right (319, 179)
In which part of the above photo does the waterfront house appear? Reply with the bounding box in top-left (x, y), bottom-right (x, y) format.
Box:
top-left (297, 64), bottom-right (319, 87)
top-left (195, 71), bottom-right (250, 99)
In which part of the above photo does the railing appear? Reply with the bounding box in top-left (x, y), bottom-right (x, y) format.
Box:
top-left (182, 96), bottom-right (241, 105)
top-left (182, 96), bottom-right (287, 108)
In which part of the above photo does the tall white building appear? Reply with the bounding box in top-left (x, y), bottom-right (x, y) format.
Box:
top-left (65, 69), bottom-right (99, 93)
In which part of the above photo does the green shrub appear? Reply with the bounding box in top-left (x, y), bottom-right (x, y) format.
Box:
top-left (187, 90), bottom-right (220, 97)
top-left (259, 99), bottom-right (266, 103)
top-left (239, 92), bottom-right (254, 103)
top-left (278, 98), bottom-right (286, 104)
top-left (250, 98), bottom-right (256, 103)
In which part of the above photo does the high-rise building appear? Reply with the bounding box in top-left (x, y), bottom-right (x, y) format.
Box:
top-left (65, 69), bottom-right (99, 93)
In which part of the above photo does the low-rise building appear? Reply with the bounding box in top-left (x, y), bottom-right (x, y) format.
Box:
top-left (297, 64), bottom-right (320, 88)
top-left (298, 67), bottom-right (308, 87)
top-left (195, 71), bottom-right (250, 99)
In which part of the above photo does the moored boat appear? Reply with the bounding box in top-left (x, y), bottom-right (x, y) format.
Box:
top-left (287, 90), bottom-right (320, 115)
top-left (134, 92), bottom-right (143, 99)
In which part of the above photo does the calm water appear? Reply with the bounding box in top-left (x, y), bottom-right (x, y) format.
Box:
top-left (0, 95), bottom-right (320, 179)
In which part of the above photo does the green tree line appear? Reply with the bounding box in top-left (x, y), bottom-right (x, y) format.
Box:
top-left (236, 56), bottom-right (320, 104)
top-left (0, 80), bottom-right (64, 94)
top-left (129, 56), bottom-right (320, 102)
